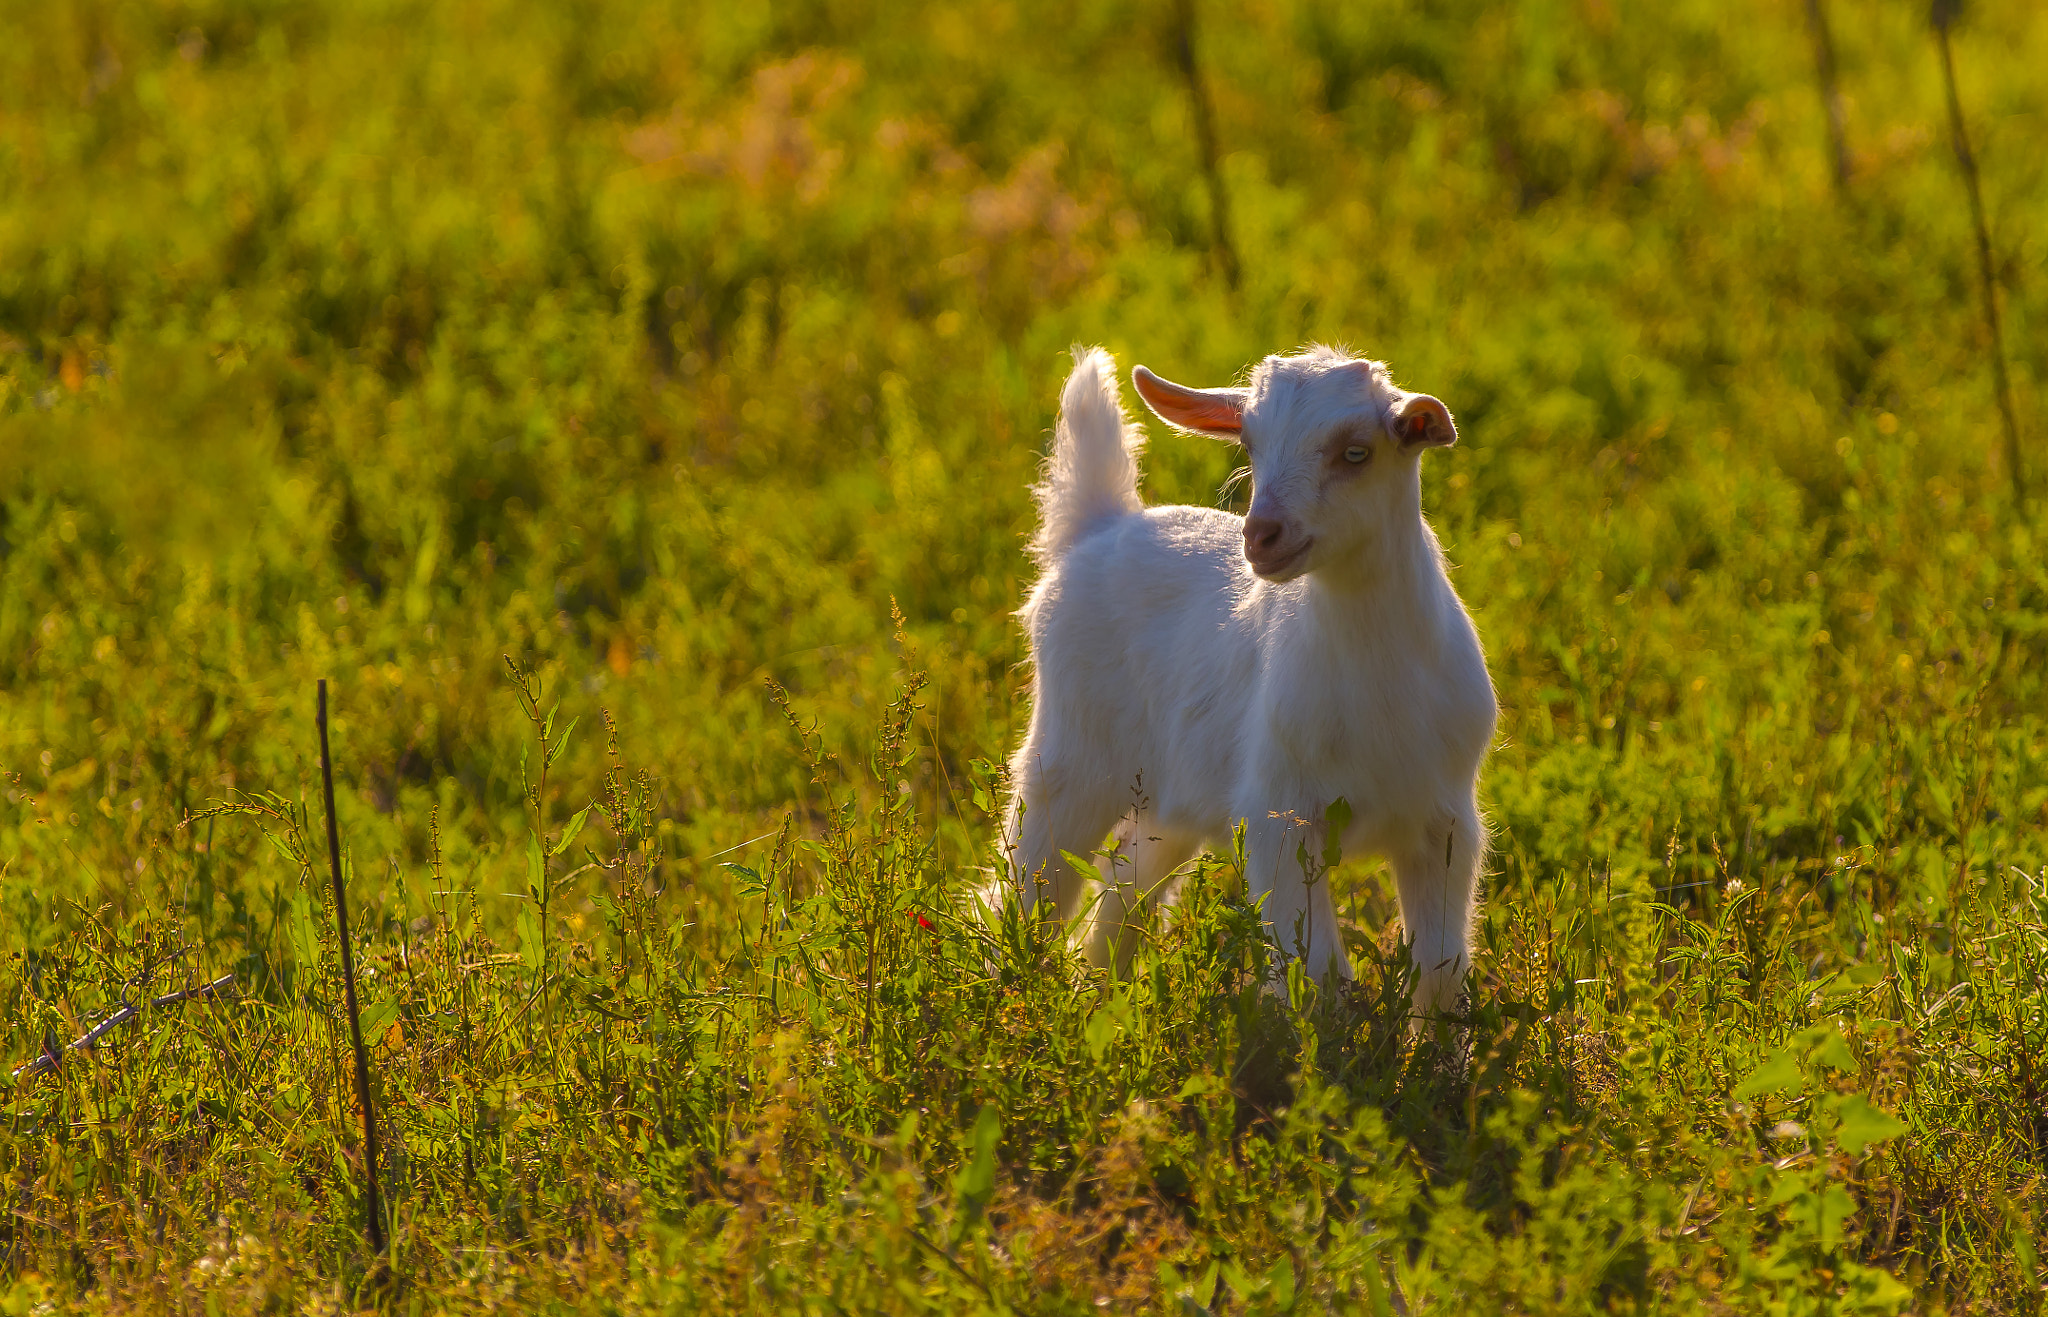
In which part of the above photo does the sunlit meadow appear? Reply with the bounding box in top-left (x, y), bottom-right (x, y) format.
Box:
top-left (2, 0), bottom-right (2046, 1311)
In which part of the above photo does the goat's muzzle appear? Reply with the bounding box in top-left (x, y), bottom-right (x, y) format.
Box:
top-left (1243, 515), bottom-right (1312, 578)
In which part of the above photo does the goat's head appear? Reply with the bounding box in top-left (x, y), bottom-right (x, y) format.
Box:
top-left (1131, 346), bottom-right (1456, 583)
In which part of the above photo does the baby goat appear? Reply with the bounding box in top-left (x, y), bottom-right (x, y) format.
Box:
top-left (999, 345), bottom-right (1496, 1017)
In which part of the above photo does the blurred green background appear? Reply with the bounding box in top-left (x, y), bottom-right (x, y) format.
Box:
top-left (2, 0), bottom-right (2045, 1309)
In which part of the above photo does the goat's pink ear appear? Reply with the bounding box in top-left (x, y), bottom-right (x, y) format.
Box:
top-left (1131, 365), bottom-right (1246, 436)
top-left (1390, 393), bottom-right (1457, 449)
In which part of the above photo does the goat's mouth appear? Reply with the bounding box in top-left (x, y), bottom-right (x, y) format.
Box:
top-left (1247, 539), bottom-right (1314, 580)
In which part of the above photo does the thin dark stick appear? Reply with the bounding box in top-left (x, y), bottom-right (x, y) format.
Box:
top-left (10, 973), bottom-right (238, 1079)
top-left (1933, 3), bottom-right (2026, 504)
top-left (319, 679), bottom-right (387, 1255)
top-left (1172, 0), bottom-right (1240, 292)
top-left (1802, 0), bottom-right (1851, 192)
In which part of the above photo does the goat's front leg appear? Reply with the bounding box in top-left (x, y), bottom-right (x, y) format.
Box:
top-left (1238, 804), bottom-right (1353, 986)
top-left (1083, 812), bottom-right (1199, 975)
top-left (1387, 800), bottom-right (1485, 1020)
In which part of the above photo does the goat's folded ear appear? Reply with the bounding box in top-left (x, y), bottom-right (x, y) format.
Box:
top-left (1131, 365), bottom-right (1246, 436)
top-left (1390, 393), bottom-right (1457, 449)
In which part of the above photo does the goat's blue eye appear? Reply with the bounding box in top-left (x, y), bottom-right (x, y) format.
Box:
top-left (1344, 445), bottom-right (1370, 463)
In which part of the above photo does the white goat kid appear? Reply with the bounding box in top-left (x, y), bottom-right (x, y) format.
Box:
top-left (999, 345), bottom-right (1496, 1018)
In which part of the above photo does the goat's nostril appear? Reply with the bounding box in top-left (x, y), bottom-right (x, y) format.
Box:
top-left (1244, 516), bottom-right (1284, 553)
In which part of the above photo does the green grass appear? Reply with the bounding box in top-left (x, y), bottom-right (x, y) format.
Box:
top-left (3, 0), bottom-right (2046, 1310)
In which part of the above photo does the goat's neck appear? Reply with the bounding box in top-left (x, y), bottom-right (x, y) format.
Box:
top-left (1302, 502), bottom-right (1444, 641)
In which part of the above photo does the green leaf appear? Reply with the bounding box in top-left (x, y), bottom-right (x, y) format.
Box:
top-left (1363, 1260), bottom-right (1396, 1317)
top-left (286, 886), bottom-right (322, 974)
top-left (1803, 1024), bottom-right (1857, 1072)
top-left (2012, 1209), bottom-right (2039, 1282)
top-left (359, 1001), bottom-right (398, 1041)
top-left (515, 901), bottom-right (543, 973)
top-left (1265, 1255), bottom-right (1296, 1308)
top-left (1084, 1008), bottom-right (1120, 1061)
top-left (954, 1105), bottom-right (1000, 1216)
top-left (546, 715), bottom-right (579, 767)
top-left (1833, 1094), bottom-right (1908, 1153)
top-left (1058, 849), bottom-right (1098, 879)
top-left (1821, 961), bottom-right (1885, 997)
top-left (1322, 797), bottom-right (1350, 869)
top-left (551, 804), bottom-right (592, 857)
top-left (1844, 1264), bottom-right (1914, 1310)
top-left (1766, 1169), bottom-right (1813, 1209)
top-left (1923, 775), bottom-right (1955, 826)
top-left (1735, 1049), bottom-right (1804, 1099)
top-left (1806, 1182), bottom-right (1857, 1249)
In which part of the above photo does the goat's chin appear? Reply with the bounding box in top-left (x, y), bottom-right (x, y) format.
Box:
top-left (1248, 540), bottom-right (1314, 581)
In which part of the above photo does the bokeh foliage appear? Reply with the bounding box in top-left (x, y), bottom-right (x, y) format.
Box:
top-left (2, 0), bottom-right (2045, 1310)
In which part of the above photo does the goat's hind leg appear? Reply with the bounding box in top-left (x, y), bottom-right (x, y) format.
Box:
top-left (1000, 749), bottom-right (1120, 929)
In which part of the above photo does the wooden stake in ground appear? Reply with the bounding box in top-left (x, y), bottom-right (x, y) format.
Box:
top-left (318, 679), bottom-right (387, 1255)
top-left (1932, 0), bottom-right (2025, 504)
top-left (1172, 0), bottom-right (1239, 293)
top-left (1802, 0), bottom-right (1852, 192)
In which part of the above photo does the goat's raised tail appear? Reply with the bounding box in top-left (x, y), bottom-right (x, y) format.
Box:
top-left (1031, 347), bottom-right (1146, 562)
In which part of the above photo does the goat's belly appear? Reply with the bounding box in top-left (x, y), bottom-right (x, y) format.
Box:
top-left (1132, 714), bottom-right (1245, 833)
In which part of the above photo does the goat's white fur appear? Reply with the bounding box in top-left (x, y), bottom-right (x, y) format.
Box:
top-left (999, 345), bottom-right (1497, 1016)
